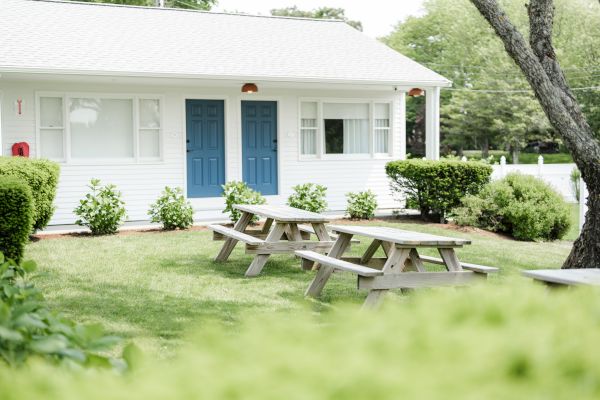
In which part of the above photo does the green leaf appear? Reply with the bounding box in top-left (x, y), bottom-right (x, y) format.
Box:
top-left (30, 335), bottom-right (69, 354)
top-left (21, 260), bottom-right (37, 273)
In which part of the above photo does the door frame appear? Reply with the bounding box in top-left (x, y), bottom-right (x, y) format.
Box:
top-left (181, 94), bottom-right (230, 199)
top-left (237, 95), bottom-right (282, 197)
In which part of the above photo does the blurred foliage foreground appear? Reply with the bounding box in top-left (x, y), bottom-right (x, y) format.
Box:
top-left (1, 281), bottom-right (599, 399)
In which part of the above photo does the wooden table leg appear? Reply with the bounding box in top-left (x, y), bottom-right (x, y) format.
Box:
top-left (261, 218), bottom-right (274, 234)
top-left (245, 222), bottom-right (288, 277)
top-left (215, 211), bottom-right (253, 262)
top-left (438, 248), bottom-right (463, 272)
top-left (360, 239), bottom-right (382, 264)
top-left (360, 245), bottom-right (412, 308)
top-left (304, 223), bottom-right (332, 270)
top-left (305, 233), bottom-right (353, 297)
top-left (408, 248), bottom-right (426, 272)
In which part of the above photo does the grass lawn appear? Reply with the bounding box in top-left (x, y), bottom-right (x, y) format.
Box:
top-left (25, 217), bottom-right (576, 358)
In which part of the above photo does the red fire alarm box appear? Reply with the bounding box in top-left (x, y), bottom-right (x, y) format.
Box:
top-left (12, 142), bottom-right (30, 157)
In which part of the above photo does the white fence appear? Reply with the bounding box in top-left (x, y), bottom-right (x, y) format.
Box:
top-left (489, 155), bottom-right (577, 203)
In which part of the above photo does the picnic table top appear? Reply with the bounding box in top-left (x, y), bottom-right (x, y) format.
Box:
top-left (329, 225), bottom-right (471, 247)
top-left (522, 269), bottom-right (600, 286)
top-left (233, 204), bottom-right (330, 223)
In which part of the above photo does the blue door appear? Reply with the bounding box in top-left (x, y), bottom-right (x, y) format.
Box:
top-left (186, 100), bottom-right (225, 198)
top-left (242, 101), bottom-right (278, 195)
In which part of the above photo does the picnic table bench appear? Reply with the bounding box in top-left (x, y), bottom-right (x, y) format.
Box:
top-left (209, 204), bottom-right (335, 277)
top-left (297, 225), bottom-right (498, 308)
top-left (522, 269), bottom-right (600, 287)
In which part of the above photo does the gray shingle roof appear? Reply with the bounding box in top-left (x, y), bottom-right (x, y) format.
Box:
top-left (0, 0), bottom-right (450, 86)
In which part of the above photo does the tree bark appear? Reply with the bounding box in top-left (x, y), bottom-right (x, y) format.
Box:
top-left (481, 136), bottom-right (489, 159)
top-left (469, 0), bottom-right (600, 269)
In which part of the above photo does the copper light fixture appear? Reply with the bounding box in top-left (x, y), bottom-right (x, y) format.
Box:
top-left (408, 88), bottom-right (424, 97)
top-left (241, 83), bottom-right (258, 93)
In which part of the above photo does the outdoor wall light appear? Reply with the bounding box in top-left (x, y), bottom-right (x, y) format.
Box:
top-left (241, 83), bottom-right (258, 93)
top-left (408, 88), bottom-right (424, 97)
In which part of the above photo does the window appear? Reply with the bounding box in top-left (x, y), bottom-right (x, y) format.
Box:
top-left (300, 102), bottom-right (317, 155)
top-left (299, 100), bottom-right (392, 158)
top-left (374, 103), bottom-right (391, 154)
top-left (37, 94), bottom-right (162, 162)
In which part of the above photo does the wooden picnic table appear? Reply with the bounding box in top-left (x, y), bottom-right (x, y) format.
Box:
top-left (209, 204), bottom-right (335, 277)
top-left (522, 269), bottom-right (600, 287)
top-left (297, 225), bottom-right (497, 307)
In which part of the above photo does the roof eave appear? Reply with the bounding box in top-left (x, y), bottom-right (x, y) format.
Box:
top-left (0, 66), bottom-right (453, 88)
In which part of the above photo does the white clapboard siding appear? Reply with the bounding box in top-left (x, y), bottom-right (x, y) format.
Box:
top-left (1, 79), bottom-right (404, 225)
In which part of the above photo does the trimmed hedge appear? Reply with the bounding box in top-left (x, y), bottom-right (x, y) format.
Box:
top-left (453, 173), bottom-right (571, 241)
top-left (0, 177), bottom-right (33, 262)
top-left (0, 157), bottom-right (60, 231)
top-left (385, 159), bottom-right (492, 221)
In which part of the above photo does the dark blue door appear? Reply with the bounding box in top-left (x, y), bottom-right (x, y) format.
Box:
top-left (186, 100), bottom-right (225, 198)
top-left (242, 101), bottom-right (278, 195)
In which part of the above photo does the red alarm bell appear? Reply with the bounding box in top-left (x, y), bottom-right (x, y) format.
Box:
top-left (12, 142), bottom-right (30, 157)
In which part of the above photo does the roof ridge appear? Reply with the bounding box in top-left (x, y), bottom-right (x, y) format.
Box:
top-left (25, 0), bottom-right (346, 23)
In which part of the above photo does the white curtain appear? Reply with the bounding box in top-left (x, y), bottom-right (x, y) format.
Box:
top-left (343, 119), bottom-right (369, 154)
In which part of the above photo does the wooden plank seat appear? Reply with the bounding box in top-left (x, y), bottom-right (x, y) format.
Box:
top-left (418, 255), bottom-right (498, 275)
top-left (212, 228), bottom-right (267, 241)
top-left (295, 250), bottom-right (383, 277)
top-left (208, 224), bottom-right (265, 246)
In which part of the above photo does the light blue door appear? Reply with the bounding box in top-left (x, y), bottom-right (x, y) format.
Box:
top-left (241, 101), bottom-right (278, 195)
top-left (186, 100), bottom-right (225, 198)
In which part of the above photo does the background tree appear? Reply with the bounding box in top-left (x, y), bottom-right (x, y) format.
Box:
top-left (270, 6), bottom-right (363, 31)
top-left (383, 0), bottom-right (599, 160)
top-left (468, 0), bottom-right (600, 269)
top-left (69, 0), bottom-right (216, 10)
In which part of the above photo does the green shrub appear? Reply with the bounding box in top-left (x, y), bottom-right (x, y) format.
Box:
top-left (570, 167), bottom-right (581, 202)
top-left (222, 181), bottom-right (266, 223)
top-left (385, 159), bottom-right (492, 222)
top-left (74, 179), bottom-right (127, 235)
top-left (346, 190), bottom-right (378, 219)
top-left (453, 173), bottom-right (571, 241)
top-left (148, 187), bottom-right (194, 230)
top-left (0, 157), bottom-right (60, 231)
top-left (2, 283), bottom-right (600, 398)
top-left (287, 183), bottom-right (328, 213)
top-left (0, 252), bottom-right (125, 368)
top-left (0, 177), bottom-right (33, 263)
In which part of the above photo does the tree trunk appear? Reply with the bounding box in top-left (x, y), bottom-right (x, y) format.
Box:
top-left (481, 137), bottom-right (489, 159)
top-left (469, 0), bottom-right (600, 269)
top-left (511, 146), bottom-right (519, 164)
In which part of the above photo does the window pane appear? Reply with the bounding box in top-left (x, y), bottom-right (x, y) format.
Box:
top-left (375, 130), bottom-right (389, 153)
top-left (323, 103), bottom-right (369, 119)
top-left (301, 102), bottom-right (317, 119)
top-left (325, 119), bottom-right (344, 154)
top-left (375, 119), bottom-right (390, 128)
top-left (140, 99), bottom-right (160, 128)
top-left (140, 129), bottom-right (160, 158)
top-left (40, 129), bottom-right (64, 159)
top-left (301, 118), bottom-right (317, 128)
top-left (374, 103), bottom-right (390, 119)
top-left (70, 98), bottom-right (133, 158)
top-left (40, 97), bottom-right (63, 127)
top-left (343, 119), bottom-right (369, 154)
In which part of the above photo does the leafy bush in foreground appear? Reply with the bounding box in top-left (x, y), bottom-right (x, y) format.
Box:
top-left (222, 181), bottom-right (266, 223)
top-left (386, 160), bottom-right (492, 222)
top-left (0, 157), bottom-right (60, 231)
top-left (287, 183), bottom-right (328, 213)
top-left (346, 190), bottom-right (378, 219)
top-left (453, 173), bottom-right (571, 240)
top-left (74, 179), bottom-right (127, 235)
top-left (148, 187), bottom-right (194, 230)
top-left (0, 177), bottom-right (33, 263)
top-left (0, 253), bottom-right (124, 368)
top-left (1, 282), bottom-right (600, 399)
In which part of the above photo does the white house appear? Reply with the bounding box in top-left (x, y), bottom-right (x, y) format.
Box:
top-left (0, 0), bottom-right (450, 225)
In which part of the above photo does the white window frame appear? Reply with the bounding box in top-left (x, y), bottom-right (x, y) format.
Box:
top-left (35, 91), bottom-right (164, 164)
top-left (298, 98), bottom-right (393, 161)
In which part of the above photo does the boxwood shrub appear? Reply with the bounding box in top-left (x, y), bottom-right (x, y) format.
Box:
top-left (0, 177), bottom-right (33, 262)
top-left (0, 157), bottom-right (60, 231)
top-left (385, 159), bottom-right (492, 222)
top-left (453, 173), bottom-right (571, 241)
